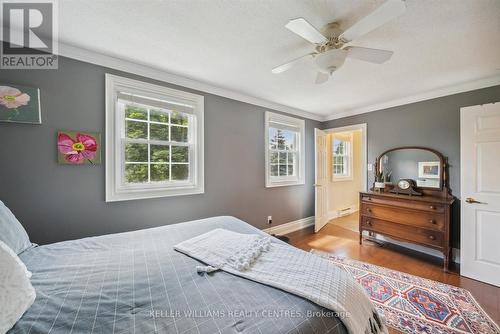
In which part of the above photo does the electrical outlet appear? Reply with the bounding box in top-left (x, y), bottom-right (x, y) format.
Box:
top-left (367, 163), bottom-right (373, 171)
top-left (267, 216), bottom-right (272, 225)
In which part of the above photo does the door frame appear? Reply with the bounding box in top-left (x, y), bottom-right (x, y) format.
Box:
top-left (322, 123), bottom-right (368, 192)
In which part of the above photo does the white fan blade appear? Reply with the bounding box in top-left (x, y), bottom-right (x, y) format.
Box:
top-left (340, 0), bottom-right (406, 43)
top-left (315, 72), bottom-right (330, 84)
top-left (345, 46), bottom-right (393, 64)
top-left (286, 18), bottom-right (328, 44)
top-left (272, 53), bottom-right (314, 74)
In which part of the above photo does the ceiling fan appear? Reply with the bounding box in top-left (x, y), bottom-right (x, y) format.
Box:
top-left (272, 0), bottom-right (406, 84)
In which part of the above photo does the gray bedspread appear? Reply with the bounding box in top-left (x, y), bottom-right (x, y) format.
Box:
top-left (11, 216), bottom-right (347, 334)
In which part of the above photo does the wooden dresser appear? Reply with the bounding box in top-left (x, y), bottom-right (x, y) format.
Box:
top-left (359, 191), bottom-right (455, 270)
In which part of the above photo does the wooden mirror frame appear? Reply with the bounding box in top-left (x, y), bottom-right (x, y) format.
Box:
top-left (374, 146), bottom-right (452, 198)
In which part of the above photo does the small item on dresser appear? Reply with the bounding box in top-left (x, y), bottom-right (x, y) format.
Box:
top-left (374, 171), bottom-right (386, 192)
top-left (389, 178), bottom-right (422, 196)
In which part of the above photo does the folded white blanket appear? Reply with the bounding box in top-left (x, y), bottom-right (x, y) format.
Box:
top-left (174, 228), bottom-right (387, 334)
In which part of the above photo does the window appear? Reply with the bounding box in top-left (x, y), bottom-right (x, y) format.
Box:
top-left (106, 74), bottom-right (204, 201)
top-left (332, 135), bottom-right (352, 180)
top-left (265, 111), bottom-right (305, 187)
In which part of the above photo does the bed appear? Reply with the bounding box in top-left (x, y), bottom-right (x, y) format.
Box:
top-left (10, 216), bottom-right (347, 334)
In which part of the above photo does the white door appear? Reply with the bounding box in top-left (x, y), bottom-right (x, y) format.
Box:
top-left (461, 102), bottom-right (500, 287)
top-left (315, 128), bottom-right (328, 232)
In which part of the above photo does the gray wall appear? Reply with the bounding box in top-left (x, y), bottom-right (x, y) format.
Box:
top-left (2, 54), bottom-right (499, 248)
top-left (0, 56), bottom-right (321, 245)
top-left (323, 84), bottom-right (500, 247)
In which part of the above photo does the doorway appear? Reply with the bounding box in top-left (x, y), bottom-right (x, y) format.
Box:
top-left (314, 124), bottom-right (367, 233)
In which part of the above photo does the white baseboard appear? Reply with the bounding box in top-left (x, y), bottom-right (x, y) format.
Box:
top-left (262, 216), bottom-right (314, 235)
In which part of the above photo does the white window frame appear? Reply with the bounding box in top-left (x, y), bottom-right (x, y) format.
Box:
top-left (332, 134), bottom-right (353, 181)
top-left (105, 74), bottom-right (204, 202)
top-left (265, 111), bottom-right (305, 187)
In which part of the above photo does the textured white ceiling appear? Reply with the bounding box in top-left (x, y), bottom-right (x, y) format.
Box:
top-left (59, 0), bottom-right (500, 118)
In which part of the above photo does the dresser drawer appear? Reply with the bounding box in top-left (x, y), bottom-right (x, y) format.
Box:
top-left (361, 195), bottom-right (445, 213)
top-left (360, 216), bottom-right (444, 248)
top-left (361, 203), bottom-right (445, 231)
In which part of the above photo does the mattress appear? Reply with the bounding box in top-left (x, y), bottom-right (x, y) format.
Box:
top-left (11, 216), bottom-right (347, 334)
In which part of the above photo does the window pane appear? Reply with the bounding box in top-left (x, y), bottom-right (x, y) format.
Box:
top-left (125, 164), bottom-right (148, 183)
top-left (150, 123), bottom-right (169, 141)
top-left (269, 128), bottom-right (277, 149)
top-left (126, 120), bottom-right (147, 139)
top-left (270, 128), bottom-right (297, 151)
top-left (125, 143), bottom-right (147, 162)
top-left (277, 130), bottom-right (286, 150)
top-left (270, 164), bottom-right (278, 176)
top-left (171, 146), bottom-right (188, 163)
top-left (151, 164), bottom-right (169, 182)
top-left (150, 145), bottom-right (169, 162)
top-left (282, 130), bottom-right (296, 150)
top-left (279, 152), bottom-right (287, 164)
top-left (171, 111), bottom-right (188, 125)
top-left (172, 164), bottom-right (189, 180)
top-left (270, 128), bottom-right (290, 150)
top-left (270, 152), bottom-right (278, 164)
top-left (150, 109), bottom-right (169, 123)
top-left (279, 165), bottom-right (286, 176)
top-left (125, 105), bottom-right (147, 120)
top-left (171, 126), bottom-right (188, 142)
top-left (288, 164), bottom-right (294, 176)
top-left (287, 152), bottom-right (295, 164)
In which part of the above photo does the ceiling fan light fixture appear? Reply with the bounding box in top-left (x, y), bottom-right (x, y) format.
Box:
top-left (314, 49), bottom-right (347, 73)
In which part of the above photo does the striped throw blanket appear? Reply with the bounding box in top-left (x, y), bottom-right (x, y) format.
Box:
top-left (174, 228), bottom-right (387, 334)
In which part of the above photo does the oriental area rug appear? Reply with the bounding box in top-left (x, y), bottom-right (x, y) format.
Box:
top-left (312, 251), bottom-right (500, 334)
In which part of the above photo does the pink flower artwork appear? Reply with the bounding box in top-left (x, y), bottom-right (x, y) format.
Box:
top-left (0, 86), bottom-right (30, 109)
top-left (57, 131), bottom-right (101, 165)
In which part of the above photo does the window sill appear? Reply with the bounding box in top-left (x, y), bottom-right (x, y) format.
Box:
top-left (106, 185), bottom-right (204, 202)
top-left (266, 180), bottom-right (305, 188)
top-left (332, 176), bottom-right (354, 182)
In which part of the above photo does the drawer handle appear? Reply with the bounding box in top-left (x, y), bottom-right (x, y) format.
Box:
top-left (366, 208), bottom-right (372, 213)
top-left (366, 220), bottom-right (372, 226)
top-left (429, 205), bottom-right (436, 210)
top-left (428, 235), bottom-right (436, 240)
top-left (429, 219), bottom-right (437, 224)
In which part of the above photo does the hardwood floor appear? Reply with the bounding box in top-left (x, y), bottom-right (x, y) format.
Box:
top-left (287, 215), bottom-right (500, 333)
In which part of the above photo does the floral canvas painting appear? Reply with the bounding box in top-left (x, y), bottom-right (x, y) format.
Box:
top-left (0, 84), bottom-right (41, 124)
top-left (57, 131), bottom-right (101, 165)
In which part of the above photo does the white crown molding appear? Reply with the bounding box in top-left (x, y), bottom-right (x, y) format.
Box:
top-left (323, 75), bottom-right (500, 121)
top-left (57, 42), bottom-right (323, 122)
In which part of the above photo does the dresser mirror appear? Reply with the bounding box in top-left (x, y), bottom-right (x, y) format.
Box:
top-left (376, 147), bottom-right (446, 190)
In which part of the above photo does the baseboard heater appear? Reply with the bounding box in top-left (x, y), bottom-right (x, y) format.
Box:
top-left (338, 207), bottom-right (353, 217)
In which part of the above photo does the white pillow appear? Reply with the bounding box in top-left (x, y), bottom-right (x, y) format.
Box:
top-left (0, 240), bottom-right (36, 334)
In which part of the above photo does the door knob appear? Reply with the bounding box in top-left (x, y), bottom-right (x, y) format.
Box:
top-left (465, 197), bottom-right (486, 204)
